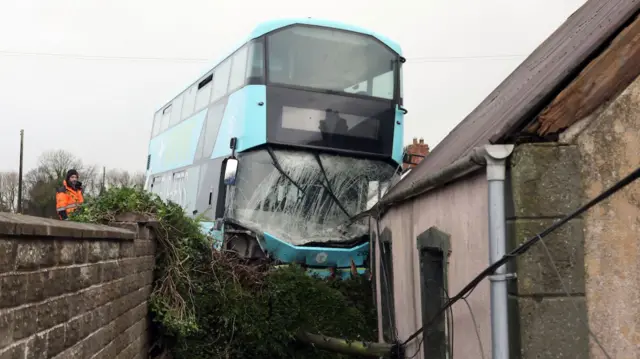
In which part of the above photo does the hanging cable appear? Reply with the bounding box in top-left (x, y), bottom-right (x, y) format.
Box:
top-left (537, 235), bottom-right (612, 359)
top-left (462, 297), bottom-right (485, 359)
top-left (405, 278), bottom-right (454, 359)
top-left (374, 207), bottom-right (398, 343)
top-left (401, 166), bottom-right (639, 347)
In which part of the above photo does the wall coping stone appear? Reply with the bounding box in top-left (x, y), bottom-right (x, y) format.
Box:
top-left (0, 212), bottom-right (135, 239)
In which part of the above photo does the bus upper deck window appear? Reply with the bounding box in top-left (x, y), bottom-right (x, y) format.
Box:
top-left (266, 25), bottom-right (397, 100)
top-left (246, 39), bottom-right (265, 84)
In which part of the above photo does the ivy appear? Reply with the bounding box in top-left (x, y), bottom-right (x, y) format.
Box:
top-left (71, 187), bottom-right (377, 358)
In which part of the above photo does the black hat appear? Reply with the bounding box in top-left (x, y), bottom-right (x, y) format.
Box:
top-left (66, 169), bottom-right (79, 182)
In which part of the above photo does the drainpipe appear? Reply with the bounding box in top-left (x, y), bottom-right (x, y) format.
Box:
top-left (484, 144), bottom-right (515, 359)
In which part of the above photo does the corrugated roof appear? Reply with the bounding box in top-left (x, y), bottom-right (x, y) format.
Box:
top-left (387, 0), bottom-right (640, 199)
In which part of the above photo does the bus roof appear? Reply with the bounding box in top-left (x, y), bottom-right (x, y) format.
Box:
top-left (155, 18), bottom-right (401, 114)
top-left (210, 18), bottom-right (402, 74)
top-left (248, 18), bottom-right (402, 54)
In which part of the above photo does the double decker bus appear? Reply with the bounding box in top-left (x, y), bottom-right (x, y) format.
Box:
top-left (145, 18), bottom-right (406, 278)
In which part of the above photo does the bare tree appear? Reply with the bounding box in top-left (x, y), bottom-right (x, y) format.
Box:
top-left (80, 165), bottom-right (99, 197)
top-left (35, 149), bottom-right (83, 182)
top-left (22, 150), bottom-right (99, 217)
top-left (131, 171), bottom-right (146, 188)
top-left (106, 169), bottom-right (146, 189)
top-left (0, 171), bottom-right (19, 212)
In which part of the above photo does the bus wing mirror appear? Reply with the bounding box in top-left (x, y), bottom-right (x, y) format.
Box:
top-left (224, 158), bottom-right (239, 186)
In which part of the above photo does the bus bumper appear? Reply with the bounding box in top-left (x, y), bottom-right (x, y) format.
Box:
top-left (263, 232), bottom-right (369, 279)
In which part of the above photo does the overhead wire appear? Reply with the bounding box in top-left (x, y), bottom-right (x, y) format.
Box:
top-left (408, 54), bottom-right (526, 63)
top-left (0, 50), bottom-right (211, 63)
top-left (0, 49), bottom-right (527, 64)
top-left (401, 166), bottom-right (640, 348)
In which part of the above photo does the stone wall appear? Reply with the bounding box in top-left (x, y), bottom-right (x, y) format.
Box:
top-left (0, 213), bottom-right (156, 359)
top-left (506, 143), bottom-right (589, 359)
top-left (565, 74), bottom-right (640, 358)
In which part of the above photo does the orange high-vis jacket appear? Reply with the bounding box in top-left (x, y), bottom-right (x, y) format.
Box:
top-left (56, 180), bottom-right (84, 220)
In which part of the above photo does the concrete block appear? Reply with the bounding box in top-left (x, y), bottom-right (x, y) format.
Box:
top-left (16, 240), bottom-right (55, 271)
top-left (509, 144), bottom-right (584, 218)
top-left (508, 218), bottom-right (585, 296)
top-left (0, 274), bottom-right (27, 309)
top-left (514, 296), bottom-right (589, 359)
top-left (0, 240), bottom-right (15, 272)
top-left (12, 305), bottom-right (37, 340)
top-left (46, 324), bottom-right (66, 358)
top-left (64, 316), bottom-right (83, 348)
top-left (0, 342), bottom-right (24, 359)
top-left (45, 268), bottom-right (70, 298)
top-left (25, 271), bottom-right (48, 303)
top-left (0, 310), bottom-right (13, 350)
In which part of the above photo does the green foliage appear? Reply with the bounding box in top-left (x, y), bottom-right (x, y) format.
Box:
top-left (72, 187), bottom-right (377, 359)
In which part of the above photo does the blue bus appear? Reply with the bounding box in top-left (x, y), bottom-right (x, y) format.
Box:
top-left (145, 18), bottom-right (406, 278)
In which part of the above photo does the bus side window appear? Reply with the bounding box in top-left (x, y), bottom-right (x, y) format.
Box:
top-left (211, 59), bottom-right (231, 103)
top-left (152, 111), bottom-right (162, 137)
top-left (160, 104), bottom-right (171, 132)
top-left (246, 39), bottom-right (264, 84)
top-left (169, 93), bottom-right (184, 127)
top-left (229, 45), bottom-right (248, 92)
top-left (181, 86), bottom-right (197, 120)
top-left (195, 73), bottom-right (213, 111)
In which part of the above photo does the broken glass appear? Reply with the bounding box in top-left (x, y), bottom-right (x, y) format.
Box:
top-left (227, 148), bottom-right (399, 246)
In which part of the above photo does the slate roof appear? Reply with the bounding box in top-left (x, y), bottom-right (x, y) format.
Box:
top-left (386, 0), bottom-right (640, 200)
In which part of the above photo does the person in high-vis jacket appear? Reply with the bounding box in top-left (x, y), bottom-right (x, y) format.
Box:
top-left (56, 169), bottom-right (84, 220)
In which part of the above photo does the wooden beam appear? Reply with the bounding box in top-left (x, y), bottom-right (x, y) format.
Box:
top-left (535, 13), bottom-right (640, 136)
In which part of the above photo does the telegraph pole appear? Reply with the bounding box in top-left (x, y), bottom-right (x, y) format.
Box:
top-left (101, 166), bottom-right (106, 194)
top-left (17, 129), bottom-right (24, 214)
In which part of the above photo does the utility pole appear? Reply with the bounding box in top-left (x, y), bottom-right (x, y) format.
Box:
top-left (101, 166), bottom-right (106, 194)
top-left (17, 129), bottom-right (24, 214)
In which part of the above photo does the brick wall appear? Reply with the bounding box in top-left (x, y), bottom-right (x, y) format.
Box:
top-left (0, 213), bottom-right (157, 359)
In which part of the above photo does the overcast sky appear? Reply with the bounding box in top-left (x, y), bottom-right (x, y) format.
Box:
top-left (0, 0), bottom-right (586, 173)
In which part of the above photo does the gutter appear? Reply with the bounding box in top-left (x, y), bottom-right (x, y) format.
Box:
top-left (380, 145), bottom-right (489, 208)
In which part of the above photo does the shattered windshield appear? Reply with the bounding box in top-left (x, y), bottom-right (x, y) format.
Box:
top-left (227, 148), bottom-right (399, 246)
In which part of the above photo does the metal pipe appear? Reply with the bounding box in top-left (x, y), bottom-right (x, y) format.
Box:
top-left (484, 144), bottom-right (514, 359)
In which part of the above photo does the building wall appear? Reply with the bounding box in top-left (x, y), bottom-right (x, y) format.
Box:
top-left (507, 75), bottom-right (640, 359)
top-left (378, 171), bottom-right (491, 359)
top-left (0, 213), bottom-right (156, 359)
top-left (507, 143), bottom-right (589, 359)
top-left (568, 74), bottom-right (640, 358)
